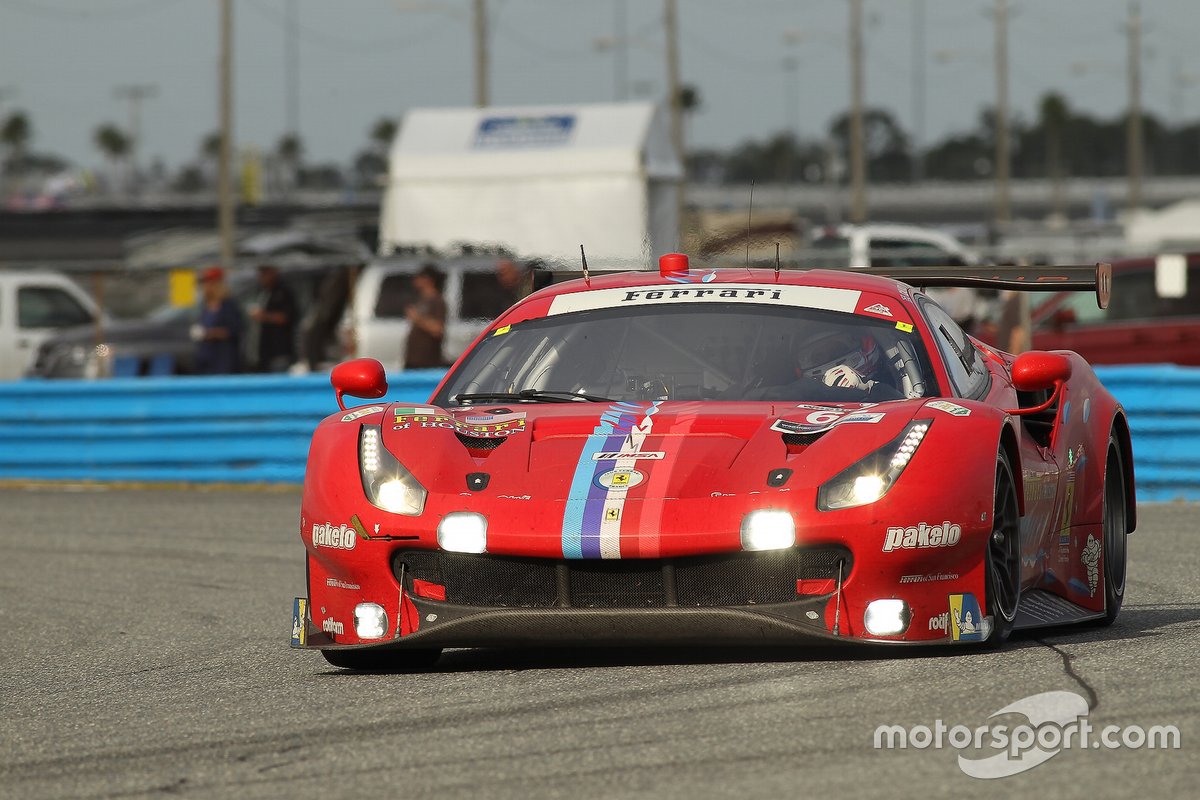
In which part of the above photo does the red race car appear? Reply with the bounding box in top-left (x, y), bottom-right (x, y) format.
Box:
top-left (291, 255), bottom-right (1133, 669)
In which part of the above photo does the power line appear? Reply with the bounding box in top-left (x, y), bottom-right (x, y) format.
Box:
top-left (0, 0), bottom-right (184, 21)
top-left (242, 0), bottom-right (455, 55)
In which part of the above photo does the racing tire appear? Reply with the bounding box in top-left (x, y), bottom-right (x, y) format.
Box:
top-left (1098, 435), bottom-right (1128, 626)
top-left (321, 647), bottom-right (442, 671)
top-left (985, 451), bottom-right (1021, 645)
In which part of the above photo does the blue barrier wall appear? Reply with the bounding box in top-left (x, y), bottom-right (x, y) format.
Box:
top-left (0, 366), bottom-right (1195, 499)
top-left (0, 371), bottom-right (444, 484)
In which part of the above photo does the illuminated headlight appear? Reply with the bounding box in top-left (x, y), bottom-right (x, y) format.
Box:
top-left (437, 512), bottom-right (488, 554)
top-left (818, 420), bottom-right (931, 510)
top-left (864, 599), bottom-right (911, 636)
top-left (353, 603), bottom-right (388, 639)
top-left (358, 425), bottom-right (426, 515)
top-left (740, 510), bottom-right (796, 551)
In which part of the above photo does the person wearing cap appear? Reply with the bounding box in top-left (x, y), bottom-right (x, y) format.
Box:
top-left (403, 263), bottom-right (447, 369)
top-left (249, 263), bottom-right (297, 372)
top-left (193, 266), bottom-right (244, 375)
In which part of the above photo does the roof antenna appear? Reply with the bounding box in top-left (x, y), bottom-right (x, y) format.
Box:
top-left (774, 242), bottom-right (781, 279)
top-left (580, 244), bottom-right (590, 285)
top-left (745, 181), bottom-right (755, 267)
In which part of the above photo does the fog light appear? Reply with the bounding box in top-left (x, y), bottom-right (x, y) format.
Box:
top-left (353, 603), bottom-right (388, 639)
top-left (437, 512), bottom-right (488, 554)
top-left (740, 510), bottom-right (796, 551)
top-left (864, 599), bottom-right (911, 636)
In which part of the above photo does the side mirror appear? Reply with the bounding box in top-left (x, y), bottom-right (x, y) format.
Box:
top-left (331, 358), bottom-right (387, 411)
top-left (1007, 351), bottom-right (1071, 416)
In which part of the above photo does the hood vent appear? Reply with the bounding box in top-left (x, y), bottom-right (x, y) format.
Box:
top-left (456, 433), bottom-right (507, 451)
top-left (780, 430), bottom-right (828, 448)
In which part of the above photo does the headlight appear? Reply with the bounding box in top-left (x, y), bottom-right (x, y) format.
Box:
top-left (359, 425), bottom-right (426, 515)
top-left (437, 512), bottom-right (488, 554)
top-left (740, 509), bottom-right (796, 551)
top-left (817, 420), bottom-right (932, 510)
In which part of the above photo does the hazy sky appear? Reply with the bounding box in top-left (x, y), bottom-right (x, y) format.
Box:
top-left (2, 0), bottom-right (1198, 170)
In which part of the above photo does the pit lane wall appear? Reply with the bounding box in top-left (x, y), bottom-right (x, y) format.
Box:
top-left (0, 366), bottom-right (1193, 499)
top-left (0, 371), bottom-right (443, 484)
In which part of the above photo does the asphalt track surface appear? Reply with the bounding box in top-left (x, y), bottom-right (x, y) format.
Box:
top-left (1, 487), bottom-right (1196, 799)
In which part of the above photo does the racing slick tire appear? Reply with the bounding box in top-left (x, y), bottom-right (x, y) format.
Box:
top-left (1099, 434), bottom-right (1129, 626)
top-left (985, 451), bottom-right (1021, 645)
top-left (321, 647), bottom-right (443, 671)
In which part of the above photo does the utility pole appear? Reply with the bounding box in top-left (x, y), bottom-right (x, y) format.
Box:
top-left (285, 0), bottom-right (299, 138)
top-left (849, 0), bottom-right (867, 223)
top-left (218, 0), bottom-right (236, 270)
top-left (473, 0), bottom-right (489, 107)
top-left (911, 0), bottom-right (926, 183)
top-left (113, 84), bottom-right (157, 179)
top-left (993, 0), bottom-right (1011, 226)
top-left (1126, 1), bottom-right (1143, 212)
top-left (664, 0), bottom-right (684, 244)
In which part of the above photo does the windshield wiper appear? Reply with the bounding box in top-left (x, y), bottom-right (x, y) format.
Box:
top-left (453, 389), bottom-right (615, 404)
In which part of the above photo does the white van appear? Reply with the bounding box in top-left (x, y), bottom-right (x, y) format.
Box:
top-left (0, 271), bottom-right (104, 380)
top-left (345, 256), bottom-right (519, 370)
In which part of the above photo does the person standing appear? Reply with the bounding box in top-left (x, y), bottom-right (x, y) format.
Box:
top-left (193, 266), bottom-right (244, 375)
top-left (249, 263), bottom-right (297, 372)
top-left (403, 264), bottom-right (447, 368)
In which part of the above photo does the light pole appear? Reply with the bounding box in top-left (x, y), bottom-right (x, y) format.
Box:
top-left (849, 0), bottom-right (866, 223)
top-left (217, 0), bottom-right (236, 270)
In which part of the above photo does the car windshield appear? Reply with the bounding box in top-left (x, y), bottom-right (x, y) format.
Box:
top-left (435, 303), bottom-right (939, 404)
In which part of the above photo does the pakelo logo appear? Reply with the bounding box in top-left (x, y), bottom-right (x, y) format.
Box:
top-left (312, 522), bottom-right (357, 550)
top-left (322, 617), bottom-right (344, 636)
top-left (883, 521), bottom-right (962, 552)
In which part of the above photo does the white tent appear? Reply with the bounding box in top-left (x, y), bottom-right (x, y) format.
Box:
top-left (1125, 199), bottom-right (1200, 251)
top-left (379, 102), bottom-right (682, 267)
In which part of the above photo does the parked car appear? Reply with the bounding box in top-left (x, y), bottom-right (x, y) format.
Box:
top-left (0, 270), bottom-right (105, 380)
top-left (30, 264), bottom-right (348, 378)
top-left (1032, 253), bottom-right (1200, 365)
top-left (345, 255), bottom-right (523, 370)
top-left (802, 223), bottom-right (979, 269)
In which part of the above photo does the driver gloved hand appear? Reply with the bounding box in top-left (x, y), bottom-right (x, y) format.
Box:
top-left (823, 364), bottom-right (875, 391)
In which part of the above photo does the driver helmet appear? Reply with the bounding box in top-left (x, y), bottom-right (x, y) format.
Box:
top-left (798, 330), bottom-right (880, 382)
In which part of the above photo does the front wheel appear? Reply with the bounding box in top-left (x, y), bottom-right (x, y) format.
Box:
top-left (321, 647), bottom-right (442, 671)
top-left (985, 451), bottom-right (1022, 645)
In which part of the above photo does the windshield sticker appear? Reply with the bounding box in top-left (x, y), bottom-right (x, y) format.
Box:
top-left (492, 324), bottom-right (512, 336)
top-left (895, 321), bottom-right (914, 333)
top-left (862, 302), bottom-right (893, 317)
top-left (547, 283), bottom-right (862, 316)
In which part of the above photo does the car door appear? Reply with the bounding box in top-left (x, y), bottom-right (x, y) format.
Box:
top-left (11, 281), bottom-right (96, 378)
top-left (923, 297), bottom-right (1062, 590)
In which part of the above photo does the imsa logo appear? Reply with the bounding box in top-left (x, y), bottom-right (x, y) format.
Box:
top-left (883, 521), bottom-right (962, 552)
top-left (312, 522), bottom-right (357, 550)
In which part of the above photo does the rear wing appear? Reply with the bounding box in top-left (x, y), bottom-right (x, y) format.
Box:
top-left (528, 261), bottom-right (1112, 309)
top-left (850, 263), bottom-right (1111, 309)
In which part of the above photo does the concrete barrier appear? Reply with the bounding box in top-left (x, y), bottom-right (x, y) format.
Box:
top-left (0, 366), bottom-right (1194, 499)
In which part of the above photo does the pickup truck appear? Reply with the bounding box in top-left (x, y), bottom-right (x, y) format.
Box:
top-left (0, 271), bottom-right (103, 380)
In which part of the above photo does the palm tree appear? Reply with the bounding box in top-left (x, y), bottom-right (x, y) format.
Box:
top-left (1, 110), bottom-right (32, 172)
top-left (94, 124), bottom-right (131, 196)
top-left (370, 118), bottom-right (397, 152)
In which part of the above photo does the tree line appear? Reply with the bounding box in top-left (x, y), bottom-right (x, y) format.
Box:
top-left (3, 91), bottom-right (1199, 195)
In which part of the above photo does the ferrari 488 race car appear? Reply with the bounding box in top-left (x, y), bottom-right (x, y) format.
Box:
top-left (292, 254), bottom-right (1133, 669)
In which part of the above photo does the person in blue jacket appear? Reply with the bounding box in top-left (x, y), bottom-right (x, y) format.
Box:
top-left (193, 266), bottom-right (243, 374)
